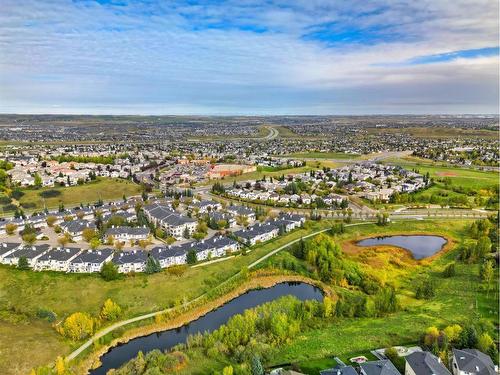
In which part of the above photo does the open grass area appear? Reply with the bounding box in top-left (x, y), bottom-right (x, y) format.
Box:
top-left (285, 152), bottom-right (362, 160)
top-left (14, 178), bottom-right (142, 212)
top-left (198, 165), bottom-right (314, 186)
top-left (0, 220), bottom-right (335, 374)
top-left (265, 220), bottom-right (499, 373)
top-left (384, 159), bottom-right (499, 190)
top-left (366, 127), bottom-right (499, 139)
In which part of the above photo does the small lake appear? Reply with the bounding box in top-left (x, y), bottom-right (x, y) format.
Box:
top-left (356, 235), bottom-right (447, 260)
top-left (91, 282), bottom-right (323, 374)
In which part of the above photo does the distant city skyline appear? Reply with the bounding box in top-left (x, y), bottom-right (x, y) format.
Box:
top-left (1, 0), bottom-right (498, 115)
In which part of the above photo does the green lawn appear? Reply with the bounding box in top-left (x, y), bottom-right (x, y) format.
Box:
top-left (385, 160), bottom-right (499, 191)
top-left (198, 165), bottom-right (314, 186)
top-left (265, 220), bottom-right (499, 373)
top-left (15, 178), bottom-right (142, 211)
top-left (286, 152), bottom-right (362, 160)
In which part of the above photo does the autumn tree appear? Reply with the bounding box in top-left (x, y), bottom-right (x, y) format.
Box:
top-left (100, 299), bottom-right (122, 321)
top-left (60, 312), bottom-right (94, 341)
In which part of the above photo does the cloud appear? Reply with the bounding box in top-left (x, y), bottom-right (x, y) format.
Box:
top-left (0, 0), bottom-right (498, 114)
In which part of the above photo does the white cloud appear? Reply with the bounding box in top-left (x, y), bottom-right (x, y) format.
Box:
top-left (0, 0), bottom-right (498, 114)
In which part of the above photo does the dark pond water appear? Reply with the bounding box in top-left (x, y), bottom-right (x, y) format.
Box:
top-left (91, 282), bottom-right (323, 374)
top-left (356, 235), bottom-right (447, 260)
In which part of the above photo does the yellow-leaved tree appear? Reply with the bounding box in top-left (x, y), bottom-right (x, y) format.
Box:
top-left (100, 298), bottom-right (122, 321)
top-left (60, 312), bottom-right (94, 341)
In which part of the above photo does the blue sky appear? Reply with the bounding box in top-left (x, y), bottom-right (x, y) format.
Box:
top-left (0, 0), bottom-right (498, 114)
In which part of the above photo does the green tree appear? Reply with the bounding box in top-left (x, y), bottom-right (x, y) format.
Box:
top-left (100, 262), bottom-right (120, 281)
top-left (458, 325), bottom-right (478, 348)
top-left (480, 260), bottom-right (494, 296)
top-left (145, 256), bottom-right (161, 274)
top-left (18, 256), bottom-right (30, 270)
top-left (477, 332), bottom-right (494, 353)
top-left (82, 227), bottom-right (97, 243)
top-left (90, 237), bottom-right (101, 250)
top-left (5, 223), bottom-right (17, 235)
top-left (34, 173), bottom-right (42, 188)
top-left (476, 236), bottom-right (492, 258)
top-left (250, 355), bottom-right (264, 375)
top-left (442, 262), bottom-right (456, 278)
top-left (187, 250), bottom-right (197, 264)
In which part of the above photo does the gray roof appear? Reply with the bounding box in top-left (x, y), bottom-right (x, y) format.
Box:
top-left (151, 245), bottom-right (187, 260)
top-left (60, 219), bottom-right (96, 233)
top-left (321, 366), bottom-right (358, 375)
top-left (70, 249), bottom-right (114, 264)
top-left (360, 360), bottom-right (401, 375)
top-left (406, 351), bottom-right (451, 375)
top-left (234, 222), bottom-right (279, 241)
top-left (227, 206), bottom-right (255, 216)
top-left (38, 247), bottom-right (81, 262)
top-left (0, 242), bottom-right (21, 256)
top-left (208, 211), bottom-right (234, 221)
top-left (453, 349), bottom-right (496, 375)
top-left (112, 250), bottom-right (148, 265)
top-left (162, 213), bottom-right (196, 226)
top-left (6, 244), bottom-right (50, 260)
top-left (106, 226), bottom-right (150, 236)
top-left (184, 236), bottom-right (238, 255)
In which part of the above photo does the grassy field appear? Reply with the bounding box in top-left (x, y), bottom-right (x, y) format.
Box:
top-left (366, 127), bottom-right (499, 139)
top-left (0, 220), bottom-right (335, 374)
top-left (198, 165), bottom-right (314, 186)
top-left (14, 178), bottom-right (142, 211)
top-left (166, 219), bottom-right (498, 375)
top-left (285, 152), bottom-right (362, 159)
top-left (267, 220), bottom-right (498, 373)
top-left (2, 218), bottom-right (496, 374)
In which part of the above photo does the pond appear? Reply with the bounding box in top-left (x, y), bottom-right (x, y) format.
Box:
top-left (356, 235), bottom-right (447, 260)
top-left (91, 282), bottom-right (323, 374)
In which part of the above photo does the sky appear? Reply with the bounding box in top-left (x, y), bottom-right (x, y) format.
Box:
top-left (0, 0), bottom-right (499, 115)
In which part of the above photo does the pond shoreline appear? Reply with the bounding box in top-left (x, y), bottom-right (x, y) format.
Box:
top-left (345, 232), bottom-right (454, 262)
top-left (75, 273), bottom-right (331, 375)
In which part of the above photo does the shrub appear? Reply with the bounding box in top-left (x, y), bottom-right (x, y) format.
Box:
top-left (442, 263), bottom-right (456, 278)
top-left (36, 309), bottom-right (57, 323)
top-left (10, 189), bottom-right (24, 200)
top-left (100, 262), bottom-right (120, 281)
top-left (20, 202), bottom-right (36, 209)
top-left (415, 279), bottom-right (436, 299)
top-left (38, 189), bottom-right (62, 198)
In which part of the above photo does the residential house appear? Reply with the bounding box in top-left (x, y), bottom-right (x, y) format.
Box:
top-left (151, 245), bottom-right (187, 268)
top-left (68, 249), bottom-right (114, 273)
top-left (105, 226), bottom-right (150, 242)
top-left (405, 351), bottom-right (451, 375)
top-left (34, 247), bottom-right (82, 272)
top-left (360, 360), bottom-right (401, 375)
top-left (233, 222), bottom-right (279, 246)
top-left (0, 242), bottom-right (21, 261)
top-left (2, 244), bottom-right (51, 267)
top-left (112, 250), bottom-right (148, 273)
top-left (451, 349), bottom-right (497, 375)
top-left (59, 219), bottom-right (96, 241)
top-left (226, 206), bottom-right (256, 221)
top-left (320, 365), bottom-right (359, 375)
